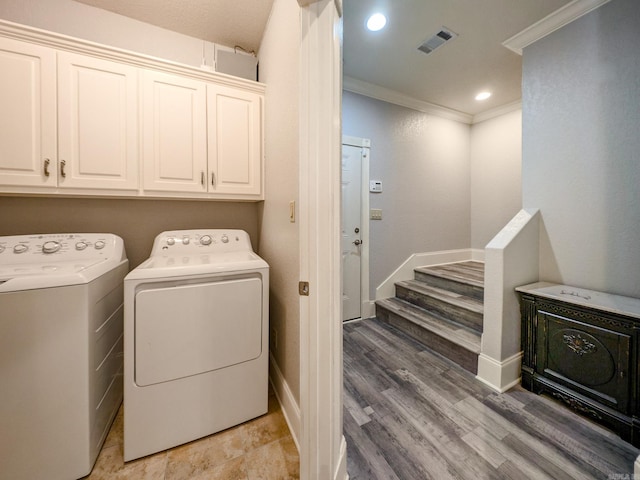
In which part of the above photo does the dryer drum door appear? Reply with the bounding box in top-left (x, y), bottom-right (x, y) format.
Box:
top-left (134, 277), bottom-right (262, 387)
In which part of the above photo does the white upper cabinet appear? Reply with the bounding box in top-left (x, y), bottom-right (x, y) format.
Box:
top-left (207, 84), bottom-right (262, 197)
top-left (0, 23), bottom-right (264, 200)
top-left (142, 70), bottom-right (208, 193)
top-left (0, 37), bottom-right (57, 187)
top-left (58, 52), bottom-right (139, 190)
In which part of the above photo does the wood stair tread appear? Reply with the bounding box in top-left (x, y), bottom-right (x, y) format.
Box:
top-left (396, 280), bottom-right (484, 315)
top-left (376, 298), bottom-right (481, 354)
top-left (414, 261), bottom-right (484, 288)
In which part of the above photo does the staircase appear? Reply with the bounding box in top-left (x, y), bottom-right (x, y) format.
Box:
top-left (375, 261), bottom-right (484, 374)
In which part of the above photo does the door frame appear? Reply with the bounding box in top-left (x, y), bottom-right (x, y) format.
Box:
top-left (298, 1), bottom-right (347, 479)
top-left (342, 135), bottom-right (373, 320)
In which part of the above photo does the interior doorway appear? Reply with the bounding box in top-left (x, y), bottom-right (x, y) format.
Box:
top-left (341, 136), bottom-right (371, 321)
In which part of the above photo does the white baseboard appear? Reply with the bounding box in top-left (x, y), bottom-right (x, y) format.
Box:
top-left (269, 353), bottom-right (301, 451)
top-left (476, 351), bottom-right (522, 393)
top-left (361, 300), bottom-right (375, 319)
top-left (376, 248), bottom-right (480, 300)
top-left (334, 436), bottom-right (349, 480)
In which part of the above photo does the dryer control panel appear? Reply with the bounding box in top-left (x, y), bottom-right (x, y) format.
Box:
top-left (150, 230), bottom-right (254, 256)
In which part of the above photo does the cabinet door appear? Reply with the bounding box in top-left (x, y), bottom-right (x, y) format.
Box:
top-left (0, 38), bottom-right (57, 187)
top-left (143, 70), bottom-right (207, 193)
top-left (58, 52), bottom-right (138, 190)
top-left (207, 84), bottom-right (262, 196)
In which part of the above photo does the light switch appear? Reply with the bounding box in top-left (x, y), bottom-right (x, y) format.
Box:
top-left (289, 201), bottom-right (296, 223)
top-left (370, 209), bottom-right (382, 220)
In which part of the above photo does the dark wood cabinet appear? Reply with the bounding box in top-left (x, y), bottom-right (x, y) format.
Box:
top-left (517, 282), bottom-right (640, 446)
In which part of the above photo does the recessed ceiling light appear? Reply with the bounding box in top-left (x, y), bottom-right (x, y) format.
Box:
top-left (366, 13), bottom-right (387, 32)
top-left (475, 91), bottom-right (492, 101)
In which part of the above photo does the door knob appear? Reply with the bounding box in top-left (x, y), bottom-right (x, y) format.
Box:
top-left (353, 239), bottom-right (362, 246)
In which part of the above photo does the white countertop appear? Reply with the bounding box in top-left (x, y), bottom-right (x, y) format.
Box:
top-left (516, 282), bottom-right (640, 320)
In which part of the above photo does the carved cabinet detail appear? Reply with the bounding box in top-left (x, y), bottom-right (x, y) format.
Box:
top-left (517, 282), bottom-right (640, 446)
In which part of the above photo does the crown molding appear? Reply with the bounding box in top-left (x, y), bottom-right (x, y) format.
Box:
top-left (343, 76), bottom-right (473, 124)
top-left (0, 19), bottom-right (265, 93)
top-left (472, 100), bottom-right (522, 124)
top-left (503, 0), bottom-right (612, 55)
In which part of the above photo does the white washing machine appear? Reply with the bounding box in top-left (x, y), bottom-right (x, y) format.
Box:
top-left (124, 229), bottom-right (269, 461)
top-left (0, 233), bottom-right (128, 480)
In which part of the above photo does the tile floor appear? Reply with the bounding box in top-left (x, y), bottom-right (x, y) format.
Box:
top-left (83, 389), bottom-right (299, 480)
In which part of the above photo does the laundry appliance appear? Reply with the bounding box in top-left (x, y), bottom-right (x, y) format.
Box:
top-left (123, 229), bottom-right (269, 461)
top-left (0, 233), bottom-right (128, 480)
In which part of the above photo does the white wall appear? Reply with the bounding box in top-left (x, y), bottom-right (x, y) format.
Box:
top-left (0, 0), bottom-right (218, 68)
top-left (522, 0), bottom-right (640, 298)
top-left (470, 109), bottom-right (522, 249)
top-left (258, 0), bottom-right (301, 404)
top-left (343, 91), bottom-right (471, 298)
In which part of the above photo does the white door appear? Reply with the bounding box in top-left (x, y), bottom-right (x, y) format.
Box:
top-left (341, 144), bottom-right (363, 321)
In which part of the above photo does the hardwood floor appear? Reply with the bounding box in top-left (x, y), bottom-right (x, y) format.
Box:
top-left (343, 318), bottom-right (639, 480)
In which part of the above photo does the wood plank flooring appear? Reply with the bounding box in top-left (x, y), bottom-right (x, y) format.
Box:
top-left (344, 318), bottom-right (639, 480)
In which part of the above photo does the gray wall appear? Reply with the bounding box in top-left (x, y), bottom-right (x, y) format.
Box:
top-left (343, 91), bottom-right (472, 298)
top-left (470, 109), bottom-right (522, 249)
top-left (522, 0), bottom-right (640, 298)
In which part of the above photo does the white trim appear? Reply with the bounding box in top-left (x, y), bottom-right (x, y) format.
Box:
top-left (475, 352), bottom-right (523, 393)
top-left (503, 0), bottom-right (613, 55)
top-left (361, 300), bottom-right (376, 319)
top-left (343, 76), bottom-right (473, 125)
top-left (269, 354), bottom-right (301, 451)
top-left (0, 19), bottom-right (264, 94)
top-left (376, 249), bottom-right (480, 300)
top-left (471, 248), bottom-right (485, 262)
top-left (471, 101), bottom-right (522, 124)
top-left (298, 1), bottom-right (346, 479)
top-left (342, 135), bottom-right (370, 148)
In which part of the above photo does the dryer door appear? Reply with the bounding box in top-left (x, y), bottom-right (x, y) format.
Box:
top-left (134, 276), bottom-right (262, 387)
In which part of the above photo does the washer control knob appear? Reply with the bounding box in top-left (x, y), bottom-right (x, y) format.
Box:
top-left (42, 241), bottom-right (61, 254)
top-left (94, 240), bottom-right (106, 250)
top-left (14, 244), bottom-right (28, 254)
top-left (200, 235), bottom-right (212, 246)
top-left (221, 234), bottom-right (229, 244)
top-left (75, 241), bottom-right (88, 251)
top-left (167, 237), bottom-right (175, 246)
top-left (182, 236), bottom-right (190, 245)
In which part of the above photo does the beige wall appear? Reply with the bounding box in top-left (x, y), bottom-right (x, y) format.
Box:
top-left (257, 0), bottom-right (301, 403)
top-left (0, 0), bottom-right (263, 268)
top-left (0, 197), bottom-right (259, 268)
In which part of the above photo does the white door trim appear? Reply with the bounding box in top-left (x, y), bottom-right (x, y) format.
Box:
top-left (342, 136), bottom-right (373, 319)
top-left (298, 1), bottom-right (347, 479)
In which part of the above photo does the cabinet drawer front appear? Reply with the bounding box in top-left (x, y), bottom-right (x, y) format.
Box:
top-left (537, 311), bottom-right (631, 412)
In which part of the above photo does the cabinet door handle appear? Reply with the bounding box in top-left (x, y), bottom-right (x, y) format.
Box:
top-left (60, 159), bottom-right (66, 178)
top-left (201, 171), bottom-right (205, 187)
top-left (43, 158), bottom-right (51, 177)
top-left (211, 172), bottom-right (216, 187)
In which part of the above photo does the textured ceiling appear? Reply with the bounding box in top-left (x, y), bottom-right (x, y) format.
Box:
top-left (74, 0), bottom-right (574, 116)
top-left (343, 0), bottom-right (573, 115)
top-left (73, 0), bottom-right (274, 53)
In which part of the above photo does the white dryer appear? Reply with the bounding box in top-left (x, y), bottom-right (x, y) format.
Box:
top-left (124, 229), bottom-right (269, 461)
top-left (0, 233), bottom-right (128, 480)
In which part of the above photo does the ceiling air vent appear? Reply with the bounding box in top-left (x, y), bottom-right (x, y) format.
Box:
top-left (417, 27), bottom-right (458, 55)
